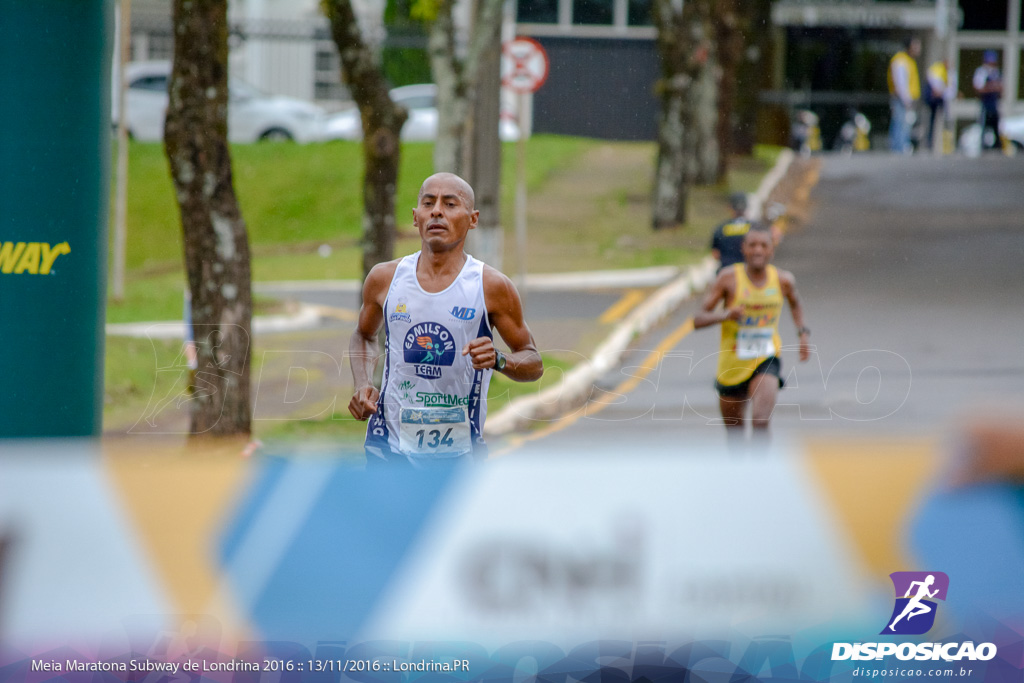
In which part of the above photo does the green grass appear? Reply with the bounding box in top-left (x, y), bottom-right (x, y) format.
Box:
top-left (113, 136), bottom-right (597, 277)
top-left (103, 335), bottom-right (190, 430)
top-left (110, 136), bottom-right (601, 317)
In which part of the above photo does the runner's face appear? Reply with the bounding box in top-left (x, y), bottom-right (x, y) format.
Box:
top-left (413, 178), bottom-right (478, 252)
top-left (742, 231), bottom-right (773, 269)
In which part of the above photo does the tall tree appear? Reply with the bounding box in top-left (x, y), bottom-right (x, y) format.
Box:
top-left (651, 0), bottom-right (716, 229)
top-left (164, 0), bottom-right (253, 436)
top-left (713, 0), bottom-right (746, 182)
top-left (324, 0), bottom-right (409, 279)
top-left (689, 29), bottom-right (719, 186)
top-left (423, 0), bottom-right (504, 174)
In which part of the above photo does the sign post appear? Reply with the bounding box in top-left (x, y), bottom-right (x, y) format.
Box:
top-left (501, 37), bottom-right (549, 298)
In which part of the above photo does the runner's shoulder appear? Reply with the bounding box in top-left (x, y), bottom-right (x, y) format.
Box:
top-left (717, 264), bottom-right (739, 286)
top-left (364, 259), bottom-right (401, 302)
top-left (481, 264), bottom-right (524, 313)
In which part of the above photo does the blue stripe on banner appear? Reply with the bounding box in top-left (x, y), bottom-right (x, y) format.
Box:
top-left (216, 460), bottom-right (461, 645)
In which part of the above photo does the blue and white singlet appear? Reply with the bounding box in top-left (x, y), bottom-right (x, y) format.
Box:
top-left (364, 251), bottom-right (493, 463)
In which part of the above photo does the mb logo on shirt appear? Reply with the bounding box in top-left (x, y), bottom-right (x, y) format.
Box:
top-left (882, 571), bottom-right (949, 635)
top-left (450, 306), bottom-right (476, 321)
top-left (404, 322), bottom-right (456, 378)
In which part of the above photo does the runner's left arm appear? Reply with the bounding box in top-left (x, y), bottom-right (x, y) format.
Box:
top-left (780, 270), bottom-right (811, 362)
top-left (466, 267), bottom-right (543, 382)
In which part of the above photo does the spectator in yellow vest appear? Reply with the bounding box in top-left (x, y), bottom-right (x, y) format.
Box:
top-left (925, 60), bottom-right (953, 151)
top-left (888, 37), bottom-right (921, 154)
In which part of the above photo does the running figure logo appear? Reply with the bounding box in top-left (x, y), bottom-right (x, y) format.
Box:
top-left (882, 571), bottom-right (949, 635)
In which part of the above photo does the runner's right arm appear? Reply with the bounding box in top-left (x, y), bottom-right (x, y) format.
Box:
top-left (348, 262), bottom-right (397, 420)
top-left (693, 269), bottom-right (742, 329)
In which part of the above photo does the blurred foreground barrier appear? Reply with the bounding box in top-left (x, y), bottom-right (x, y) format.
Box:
top-left (1, 436), bottom-right (1022, 683)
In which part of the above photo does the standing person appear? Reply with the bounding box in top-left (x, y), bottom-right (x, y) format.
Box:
top-left (924, 59), bottom-right (951, 151)
top-left (888, 37), bottom-right (922, 154)
top-left (973, 50), bottom-right (1003, 151)
top-left (710, 192), bottom-right (753, 273)
top-left (348, 173), bottom-right (543, 466)
top-left (694, 225), bottom-right (810, 443)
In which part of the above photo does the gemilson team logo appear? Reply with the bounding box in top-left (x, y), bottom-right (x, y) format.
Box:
top-left (404, 322), bottom-right (456, 379)
top-left (832, 571), bottom-right (997, 663)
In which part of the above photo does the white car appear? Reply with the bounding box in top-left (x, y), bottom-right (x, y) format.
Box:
top-left (112, 61), bottom-right (328, 143)
top-left (958, 113), bottom-right (1024, 156)
top-left (325, 83), bottom-right (520, 142)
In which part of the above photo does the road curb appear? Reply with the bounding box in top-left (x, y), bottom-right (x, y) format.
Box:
top-left (105, 304), bottom-right (323, 338)
top-left (484, 147), bottom-right (796, 436)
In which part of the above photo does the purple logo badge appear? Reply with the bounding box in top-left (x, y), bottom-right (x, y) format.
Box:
top-left (881, 571), bottom-right (949, 635)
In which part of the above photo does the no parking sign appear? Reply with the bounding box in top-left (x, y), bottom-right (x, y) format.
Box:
top-left (501, 37), bottom-right (549, 94)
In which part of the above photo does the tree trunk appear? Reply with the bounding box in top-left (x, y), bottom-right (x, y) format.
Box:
top-left (653, 74), bottom-right (689, 228)
top-left (652, 0), bottom-right (714, 228)
top-left (713, 0), bottom-right (744, 183)
top-left (324, 0), bottom-right (408, 279)
top-left (429, 0), bottom-right (504, 175)
top-left (689, 36), bottom-right (719, 186)
top-left (164, 0), bottom-right (253, 437)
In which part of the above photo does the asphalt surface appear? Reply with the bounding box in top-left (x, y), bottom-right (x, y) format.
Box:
top-left (509, 152), bottom-right (1024, 454)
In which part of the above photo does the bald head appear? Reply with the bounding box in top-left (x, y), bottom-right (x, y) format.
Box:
top-left (419, 173), bottom-right (476, 210)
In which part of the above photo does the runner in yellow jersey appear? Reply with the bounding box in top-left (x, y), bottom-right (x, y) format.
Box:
top-left (694, 225), bottom-right (810, 440)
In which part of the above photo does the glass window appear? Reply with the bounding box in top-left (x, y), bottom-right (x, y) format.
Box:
top-left (517, 0), bottom-right (558, 24)
top-left (959, 0), bottom-right (1008, 31)
top-left (573, 0), bottom-right (613, 25)
top-left (628, 0), bottom-right (652, 26)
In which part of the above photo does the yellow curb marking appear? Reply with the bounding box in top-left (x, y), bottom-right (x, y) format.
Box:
top-left (598, 289), bottom-right (647, 324)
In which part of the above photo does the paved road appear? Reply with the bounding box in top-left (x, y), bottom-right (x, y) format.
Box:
top-left (510, 153), bottom-right (1024, 454)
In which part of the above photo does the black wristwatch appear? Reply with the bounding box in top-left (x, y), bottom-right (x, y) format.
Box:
top-left (798, 326), bottom-right (811, 336)
top-left (494, 350), bottom-right (507, 372)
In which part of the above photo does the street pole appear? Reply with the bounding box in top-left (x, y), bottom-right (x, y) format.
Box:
top-left (515, 91), bottom-right (528, 300)
top-left (112, 0), bottom-right (131, 301)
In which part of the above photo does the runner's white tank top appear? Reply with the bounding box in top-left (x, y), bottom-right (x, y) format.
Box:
top-left (365, 251), bottom-right (492, 463)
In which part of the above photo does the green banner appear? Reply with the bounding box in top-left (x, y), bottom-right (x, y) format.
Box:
top-left (0, 0), bottom-right (112, 436)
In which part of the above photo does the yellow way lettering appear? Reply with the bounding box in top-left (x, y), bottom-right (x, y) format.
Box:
top-left (0, 242), bottom-right (26, 273)
top-left (40, 242), bottom-right (70, 274)
top-left (15, 243), bottom-right (41, 274)
top-left (0, 241), bottom-right (71, 275)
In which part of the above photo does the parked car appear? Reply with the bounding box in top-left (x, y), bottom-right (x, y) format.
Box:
top-left (958, 113), bottom-right (1024, 156)
top-left (325, 83), bottom-right (520, 142)
top-left (112, 61), bottom-right (328, 143)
